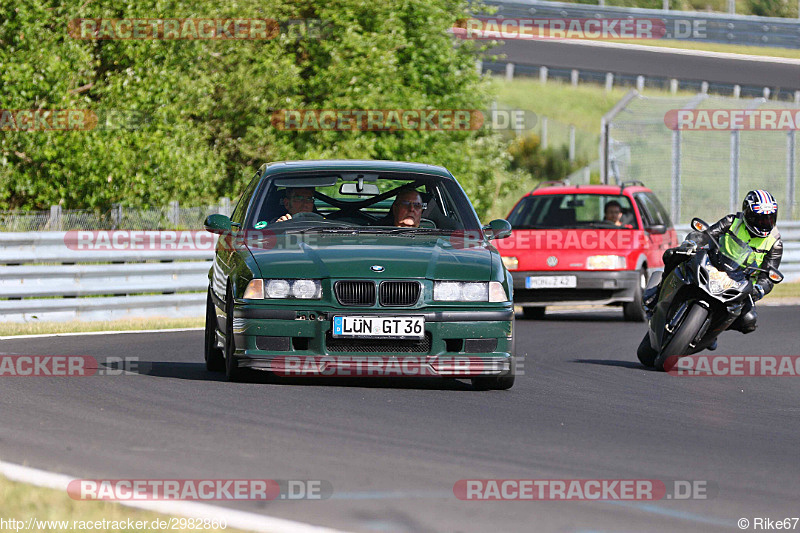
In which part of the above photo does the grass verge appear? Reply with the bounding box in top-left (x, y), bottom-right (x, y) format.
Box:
top-left (0, 474), bottom-right (243, 533)
top-left (0, 317), bottom-right (203, 337)
top-left (765, 281), bottom-right (800, 300)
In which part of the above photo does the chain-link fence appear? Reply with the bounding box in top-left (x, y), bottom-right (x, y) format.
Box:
top-left (0, 199), bottom-right (232, 232)
top-left (602, 92), bottom-right (799, 224)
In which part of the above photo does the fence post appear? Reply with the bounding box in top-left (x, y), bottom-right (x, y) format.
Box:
top-left (539, 66), bottom-right (548, 85)
top-left (505, 63), bottom-right (515, 82)
top-left (49, 205), bottom-right (62, 231)
top-left (541, 116), bottom-right (548, 150)
top-left (789, 130), bottom-right (797, 219)
top-left (220, 197), bottom-right (231, 217)
top-left (112, 203), bottom-right (122, 229)
top-left (795, 91), bottom-right (800, 105)
top-left (169, 201), bottom-right (179, 227)
top-left (663, 0), bottom-right (669, 9)
top-left (636, 75), bottom-right (645, 92)
top-left (701, 81), bottom-right (708, 94)
top-left (605, 73), bottom-right (614, 92)
top-left (728, 0), bottom-right (735, 14)
top-left (671, 129), bottom-right (682, 224)
top-left (475, 59), bottom-right (483, 76)
top-left (763, 87), bottom-right (771, 99)
top-left (733, 85), bottom-right (741, 98)
top-left (571, 69), bottom-right (579, 87)
top-left (569, 125), bottom-right (576, 162)
top-left (730, 131), bottom-right (740, 215)
top-left (670, 79), bottom-right (678, 94)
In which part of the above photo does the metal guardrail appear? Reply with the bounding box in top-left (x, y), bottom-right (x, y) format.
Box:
top-left (0, 224), bottom-right (796, 322)
top-left (0, 232), bottom-right (213, 322)
top-left (487, 0), bottom-right (800, 48)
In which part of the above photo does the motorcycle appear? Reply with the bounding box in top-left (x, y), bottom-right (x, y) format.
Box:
top-left (638, 218), bottom-right (784, 371)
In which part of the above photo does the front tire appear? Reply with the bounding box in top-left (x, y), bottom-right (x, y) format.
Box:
top-left (225, 287), bottom-right (246, 382)
top-left (521, 306), bottom-right (546, 320)
top-left (637, 332), bottom-right (657, 368)
top-left (472, 374), bottom-right (515, 390)
top-left (204, 290), bottom-right (225, 372)
top-left (623, 269), bottom-right (647, 322)
top-left (654, 304), bottom-right (708, 371)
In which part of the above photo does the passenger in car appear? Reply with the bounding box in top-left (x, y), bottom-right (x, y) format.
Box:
top-left (391, 189), bottom-right (426, 227)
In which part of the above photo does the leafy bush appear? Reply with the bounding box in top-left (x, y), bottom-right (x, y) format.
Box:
top-left (507, 134), bottom-right (585, 182)
top-left (0, 0), bottom-right (516, 220)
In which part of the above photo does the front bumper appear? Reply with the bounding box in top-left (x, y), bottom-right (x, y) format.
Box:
top-left (225, 305), bottom-right (515, 377)
top-left (511, 270), bottom-right (640, 306)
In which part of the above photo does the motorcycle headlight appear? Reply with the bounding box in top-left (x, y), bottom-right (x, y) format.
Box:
top-left (707, 265), bottom-right (736, 294)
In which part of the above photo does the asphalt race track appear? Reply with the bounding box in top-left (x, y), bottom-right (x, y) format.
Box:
top-left (2, 306), bottom-right (800, 532)
top-left (493, 40), bottom-right (800, 90)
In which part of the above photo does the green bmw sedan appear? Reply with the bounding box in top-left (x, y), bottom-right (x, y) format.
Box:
top-left (203, 160), bottom-right (515, 389)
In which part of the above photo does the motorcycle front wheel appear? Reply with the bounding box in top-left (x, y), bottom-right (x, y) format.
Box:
top-left (654, 304), bottom-right (709, 371)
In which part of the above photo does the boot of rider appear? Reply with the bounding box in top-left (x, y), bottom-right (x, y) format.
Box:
top-left (642, 283), bottom-right (660, 317)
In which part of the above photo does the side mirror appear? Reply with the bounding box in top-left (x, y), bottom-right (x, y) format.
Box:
top-left (204, 214), bottom-right (233, 235)
top-left (646, 224), bottom-right (667, 235)
top-left (768, 268), bottom-right (784, 284)
top-left (484, 219), bottom-right (512, 240)
top-left (691, 218), bottom-right (709, 232)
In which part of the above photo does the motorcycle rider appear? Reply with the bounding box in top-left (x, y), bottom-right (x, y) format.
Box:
top-left (643, 190), bottom-right (783, 340)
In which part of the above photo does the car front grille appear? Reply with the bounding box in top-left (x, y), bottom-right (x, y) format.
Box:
top-left (379, 281), bottom-right (421, 307)
top-left (325, 332), bottom-right (432, 353)
top-left (334, 281), bottom-right (376, 306)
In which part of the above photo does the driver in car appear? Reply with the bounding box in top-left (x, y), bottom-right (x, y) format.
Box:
top-left (275, 187), bottom-right (316, 222)
top-left (604, 200), bottom-right (623, 226)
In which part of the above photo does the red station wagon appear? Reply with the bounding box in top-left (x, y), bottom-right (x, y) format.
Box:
top-left (499, 181), bottom-right (678, 321)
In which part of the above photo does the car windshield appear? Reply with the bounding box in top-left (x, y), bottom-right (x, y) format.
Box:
top-left (245, 172), bottom-right (481, 233)
top-left (507, 194), bottom-right (639, 229)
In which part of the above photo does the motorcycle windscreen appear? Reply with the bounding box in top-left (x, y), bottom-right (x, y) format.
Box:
top-left (716, 233), bottom-right (759, 275)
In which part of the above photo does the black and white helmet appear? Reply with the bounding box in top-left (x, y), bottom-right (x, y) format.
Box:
top-left (742, 190), bottom-right (778, 238)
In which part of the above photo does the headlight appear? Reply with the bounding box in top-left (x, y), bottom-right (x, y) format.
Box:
top-left (244, 279), bottom-right (322, 299)
top-left (586, 255), bottom-right (627, 270)
top-left (502, 256), bottom-right (519, 270)
top-left (434, 281), bottom-right (503, 302)
top-left (707, 265), bottom-right (738, 294)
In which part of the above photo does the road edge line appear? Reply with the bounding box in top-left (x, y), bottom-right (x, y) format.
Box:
top-left (0, 460), bottom-right (348, 533)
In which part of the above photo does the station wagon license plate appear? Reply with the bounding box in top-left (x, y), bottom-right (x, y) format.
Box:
top-left (526, 275), bottom-right (577, 289)
top-left (332, 316), bottom-right (425, 339)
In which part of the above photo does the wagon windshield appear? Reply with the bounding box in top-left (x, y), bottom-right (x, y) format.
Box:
top-left (507, 194), bottom-right (639, 230)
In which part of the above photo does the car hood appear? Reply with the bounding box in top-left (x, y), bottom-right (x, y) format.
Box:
top-left (500, 228), bottom-right (642, 271)
top-left (246, 232), bottom-right (495, 281)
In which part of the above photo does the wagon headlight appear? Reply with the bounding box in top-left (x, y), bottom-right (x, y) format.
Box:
top-left (586, 255), bottom-right (627, 270)
top-left (433, 281), bottom-right (507, 302)
top-left (244, 279), bottom-right (322, 299)
top-left (502, 256), bottom-right (519, 271)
